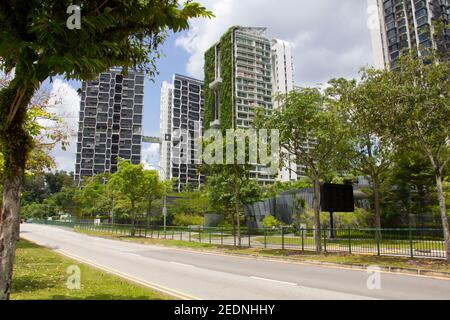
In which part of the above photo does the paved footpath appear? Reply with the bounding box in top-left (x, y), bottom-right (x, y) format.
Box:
top-left (20, 224), bottom-right (450, 300)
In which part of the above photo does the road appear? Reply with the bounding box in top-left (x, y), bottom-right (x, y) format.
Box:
top-left (20, 224), bottom-right (450, 300)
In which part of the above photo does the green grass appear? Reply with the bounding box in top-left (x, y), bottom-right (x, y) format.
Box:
top-left (74, 228), bottom-right (450, 274)
top-left (11, 239), bottom-right (172, 300)
top-left (75, 228), bottom-right (221, 249)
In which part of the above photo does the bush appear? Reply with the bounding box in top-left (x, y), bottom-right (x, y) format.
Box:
top-left (172, 213), bottom-right (204, 227)
top-left (262, 215), bottom-right (279, 228)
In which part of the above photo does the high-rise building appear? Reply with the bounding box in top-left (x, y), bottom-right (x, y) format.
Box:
top-left (271, 39), bottom-right (299, 182)
top-left (374, 0), bottom-right (450, 69)
top-left (159, 82), bottom-right (173, 182)
top-left (204, 26), bottom-right (276, 185)
top-left (75, 68), bottom-right (144, 183)
top-left (159, 74), bottom-right (205, 192)
top-left (271, 39), bottom-right (295, 109)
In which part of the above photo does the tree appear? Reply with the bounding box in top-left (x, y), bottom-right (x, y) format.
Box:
top-left (363, 51), bottom-right (450, 261)
top-left (139, 170), bottom-right (165, 228)
top-left (205, 166), bottom-right (262, 247)
top-left (382, 150), bottom-right (441, 227)
top-left (327, 77), bottom-right (396, 231)
top-left (77, 174), bottom-right (111, 218)
top-left (44, 171), bottom-right (74, 195)
top-left (202, 135), bottom-right (262, 247)
top-left (169, 189), bottom-right (211, 217)
top-left (255, 88), bottom-right (353, 252)
top-left (0, 0), bottom-right (212, 299)
top-left (108, 160), bottom-right (145, 235)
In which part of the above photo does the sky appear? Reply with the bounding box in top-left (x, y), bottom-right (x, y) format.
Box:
top-left (49, 0), bottom-right (376, 172)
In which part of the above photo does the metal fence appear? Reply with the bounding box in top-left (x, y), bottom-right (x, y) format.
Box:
top-left (29, 220), bottom-right (447, 259)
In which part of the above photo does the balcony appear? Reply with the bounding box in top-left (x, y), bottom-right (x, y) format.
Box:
top-left (209, 77), bottom-right (223, 91)
top-left (210, 119), bottom-right (221, 130)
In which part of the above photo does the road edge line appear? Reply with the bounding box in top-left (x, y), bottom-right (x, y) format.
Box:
top-left (54, 249), bottom-right (201, 300)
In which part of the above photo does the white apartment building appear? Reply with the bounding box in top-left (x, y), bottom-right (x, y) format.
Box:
top-left (271, 39), bottom-right (299, 182)
top-left (159, 81), bottom-right (173, 181)
top-left (271, 39), bottom-right (295, 108)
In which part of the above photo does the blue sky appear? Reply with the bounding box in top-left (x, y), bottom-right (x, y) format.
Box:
top-left (142, 32), bottom-right (191, 137)
top-left (50, 0), bottom-right (376, 172)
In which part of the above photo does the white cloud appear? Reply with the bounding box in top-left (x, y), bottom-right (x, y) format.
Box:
top-left (176, 0), bottom-right (375, 86)
top-left (141, 143), bottom-right (160, 168)
top-left (47, 79), bottom-right (80, 172)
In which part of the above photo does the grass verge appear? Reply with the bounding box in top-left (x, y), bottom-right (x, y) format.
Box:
top-left (74, 228), bottom-right (450, 274)
top-left (11, 239), bottom-right (172, 300)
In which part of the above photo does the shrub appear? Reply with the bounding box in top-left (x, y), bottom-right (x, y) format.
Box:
top-left (172, 213), bottom-right (204, 227)
top-left (262, 215), bottom-right (279, 228)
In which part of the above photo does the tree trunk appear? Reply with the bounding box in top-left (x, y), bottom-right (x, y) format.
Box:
top-left (372, 176), bottom-right (382, 240)
top-left (231, 213), bottom-right (236, 246)
top-left (435, 173), bottom-right (450, 262)
top-left (372, 177), bottom-right (382, 229)
top-left (235, 200), bottom-right (241, 248)
top-left (312, 177), bottom-right (322, 252)
top-left (0, 171), bottom-right (24, 300)
top-left (146, 200), bottom-right (152, 230)
top-left (0, 82), bottom-right (35, 300)
top-left (130, 199), bottom-right (136, 237)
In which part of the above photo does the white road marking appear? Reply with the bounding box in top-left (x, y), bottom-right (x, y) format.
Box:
top-left (250, 276), bottom-right (298, 286)
top-left (170, 261), bottom-right (195, 268)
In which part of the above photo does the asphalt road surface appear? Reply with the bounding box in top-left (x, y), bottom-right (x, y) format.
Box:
top-left (20, 224), bottom-right (450, 300)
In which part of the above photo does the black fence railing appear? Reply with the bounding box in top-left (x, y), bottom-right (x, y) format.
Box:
top-left (28, 220), bottom-right (447, 259)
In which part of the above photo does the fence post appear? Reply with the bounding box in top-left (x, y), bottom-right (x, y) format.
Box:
top-left (209, 228), bottom-right (212, 244)
top-left (248, 229), bottom-right (251, 248)
top-left (198, 227), bottom-right (201, 243)
top-left (189, 228), bottom-right (191, 242)
top-left (348, 227), bottom-right (352, 254)
top-left (281, 227), bottom-right (285, 250)
top-left (324, 229), bottom-right (327, 252)
top-left (409, 228), bottom-right (414, 258)
top-left (180, 228), bottom-right (183, 241)
top-left (264, 228), bottom-right (267, 249)
top-left (301, 228), bottom-right (305, 252)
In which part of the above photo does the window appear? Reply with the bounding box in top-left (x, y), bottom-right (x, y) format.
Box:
top-left (215, 46), bottom-right (221, 79)
top-left (214, 91), bottom-right (220, 121)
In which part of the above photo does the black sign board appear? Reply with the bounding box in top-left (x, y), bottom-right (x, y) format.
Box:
top-left (320, 183), bottom-right (355, 213)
